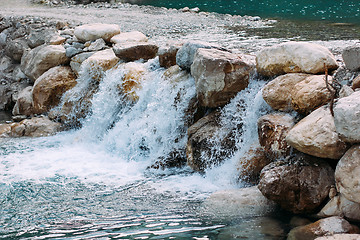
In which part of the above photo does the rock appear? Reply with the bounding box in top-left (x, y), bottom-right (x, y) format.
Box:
top-left (4, 38), bottom-right (29, 62)
top-left (339, 85), bottom-right (354, 99)
top-left (65, 46), bottom-right (83, 58)
top-left (315, 234), bottom-right (360, 240)
top-left (158, 42), bottom-right (182, 68)
top-left (318, 194), bottom-right (360, 222)
top-left (256, 42), bottom-right (338, 77)
top-left (257, 113), bottom-right (294, 160)
top-left (342, 45), bottom-right (360, 71)
top-left (74, 23), bottom-right (120, 42)
top-left (0, 124), bottom-right (11, 138)
top-left (81, 49), bottom-right (119, 80)
top-left (20, 44), bottom-right (69, 82)
top-left (262, 73), bottom-right (310, 111)
top-left (10, 116), bottom-right (62, 137)
top-left (186, 111), bottom-right (235, 171)
top-left (26, 28), bottom-right (57, 48)
top-left (84, 38), bottom-right (106, 52)
top-left (113, 42), bottom-right (158, 62)
top-left (0, 84), bottom-right (13, 111)
top-left (334, 91), bottom-right (360, 143)
top-left (258, 154), bottom-right (335, 214)
top-left (70, 52), bottom-right (95, 76)
top-left (291, 75), bottom-right (332, 115)
top-left (335, 145), bottom-right (360, 204)
top-left (290, 216), bottom-right (312, 228)
top-left (352, 75), bottom-right (360, 90)
top-left (32, 66), bottom-right (77, 114)
top-left (110, 31), bottom-right (148, 44)
top-left (176, 40), bottom-right (225, 70)
top-left (48, 35), bottom-right (66, 45)
top-left (203, 186), bottom-right (277, 218)
top-left (287, 217), bottom-right (360, 240)
top-left (286, 106), bottom-right (348, 159)
top-left (12, 86), bottom-right (34, 116)
top-left (117, 62), bottom-right (147, 102)
top-left (190, 48), bottom-right (252, 107)
top-left (236, 146), bottom-right (271, 184)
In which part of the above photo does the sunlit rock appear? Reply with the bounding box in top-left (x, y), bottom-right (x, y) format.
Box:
top-left (342, 45), bottom-right (360, 71)
top-left (84, 38), bottom-right (106, 52)
top-left (10, 116), bottom-right (62, 137)
top-left (32, 66), bottom-right (77, 114)
top-left (286, 106), bottom-right (348, 159)
top-left (287, 217), bottom-right (359, 240)
top-left (190, 48), bottom-right (252, 107)
top-left (12, 86), bottom-right (34, 116)
top-left (0, 124), bottom-right (12, 138)
top-left (70, 51), bottom-right (95, 76)
top-left (256, 42), bottom-right (338, 77)
top-left (258, 154), bottom-right (335, 214)
top-left (291, 75), bottom-right (332, 115)
top-left (257, 113), bottom-right (294, 160)
top-left (262, 73), bottom-right (309, 111)
top-left (74, 23), bottom-right (120, 42)
top-left (110, 31), bottom-right (148, 44)
top-left (334, 91), bottom-right (360, 143)
top-left (20, 44), bottom-right (69, 82)
top-left (113, 42), bottom-right (158, 62)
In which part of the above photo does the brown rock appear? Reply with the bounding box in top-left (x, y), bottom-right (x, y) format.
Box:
top-left (158, 42), bottom-right (182, 68)
top-left (258, 113), bottom-right (294, 160)
top-left (352, 75), bottom-right (360, 90)
top-left (0, 124), bottom-right (12, 138)
top-left (113, 42), bottom-right (159, 62)
top-left (10, 117), bottom-right (62, 137)
top-left (32, 66), bottom-right (77, 114)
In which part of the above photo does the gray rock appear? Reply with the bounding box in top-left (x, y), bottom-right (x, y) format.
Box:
top-left (26, 28), bottom-right (57, 48)
top-left (70, 52), bottom-right (95, 76)
top-left (4, 38), bottom-right (29, 62)
top-left (342, 45), bottom-right (360, 71)
top-left (12, 86), bottom-right (33, 116)
top-left (65, 46), bottom-right (83, 58)
top-left (84, 38), bottom-right (106, 52)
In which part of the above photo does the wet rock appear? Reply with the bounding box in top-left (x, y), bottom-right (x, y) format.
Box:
top-left (70, 51), bottom-right (95, 76)
top-left (318, 194), bottom-right (360, 222)
top-left (32, 66), bottom-right (77, 114)
top-left (291, 75), bottom-right (332, 115)
top-left (186, 111), bottom-right (235, 171)
top-left (286, 106), bottom-right (348, 159)
top-left (342, 45), bottom-right (360, 71)
top-left (12, 86), bottom-right (34, 116)
top-left (176, 40), bottom-right (225, 70)
top-left (20, 44), bottom-right (69, 82)
top-left (190, 48), bottom-right (251, 107)
top-left (113, 42), bottom-right (158, 62)
top-left (335, 145), bottom-right (360, 204)
top-left (203, 186), bottom-right (277, 218)
top-left (287, 216), bottom-right (360, 240)
top-left (74, 23), bottom-right (120, 42)
top-left (110, 31), bottom-right (148, 44)
top-left (4, 38), bottom-right (29, 62)
top-left (334, 91), bottom-right (360, 143)
top-left (257, 113), bottom-right (294, 160)
top-left (262, 73), bottom-right (310, 111)
top-left (256, 42), bottom-right (338, 77)
top-left (158, 41), bottom-right (182, 68)
top-left (10, 116), bottom-right (62, 137)
top-left (258, 154), bottom-right (335, 214)
top-left (236, 146), bottom-right (271, 184)
top-left (315, 234), bottom-right (360, 240)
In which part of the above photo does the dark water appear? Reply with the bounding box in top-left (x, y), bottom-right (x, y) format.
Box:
top-left (129, 0), bottom-right (360, 24)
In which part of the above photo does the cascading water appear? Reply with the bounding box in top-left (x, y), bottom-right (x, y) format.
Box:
top-left (0, 56), bottom-right (276, 239)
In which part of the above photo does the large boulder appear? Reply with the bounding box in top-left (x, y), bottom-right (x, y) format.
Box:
top-left (74, 23), bottom-right (120, 42)
top-left (20, 44), bottom-right (69, 82)
top-left (258, 154), bottom-right (335, 214)
top-left (81, 49), bottom-right (119, 80)
top-left (10, 117), bottom-right (62, 137)
top-left (335, 145), bottom-right (360, 204)
top-left (12, 86), bottom-right (34, 116)
top-left (291, 75), bottom-right (332, 115)
top-left (257, 113), bottom-right (294, 160)
top-left (342, 45), bottom-right (360, 71)
top-left (334, 91), bottom-right (360, 143)
top-left (32, 66), bottom-right (77, 114)
top-left (176, 40), bottom-right (225, 70)
top-left (288, 217), bottom-right (360, 240)
top-left (186, 111), bottom-right (235, 171)
top-left (113, 42), bottom-right (158, 62)
top-left (262, 73), bottom-right (309, 111)
top-left (256, 42), bottom-right (338, 77)
top-left (286, 106), bottom-right (348, 159)
top-left (110, 31), bottom-right (148, 44)
top-left (190, 48), bottom-right (252, 107)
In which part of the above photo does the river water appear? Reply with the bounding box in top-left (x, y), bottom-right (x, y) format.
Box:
top-left (0, 0), bottom-right (360, 239)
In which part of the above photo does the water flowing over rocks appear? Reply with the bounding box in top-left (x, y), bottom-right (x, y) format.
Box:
top-left (256, 42), bottom-right (338, 77)
top-left (190, 48), bottom-right (252, 107)
top-left (81, 49), bottom-right (119, 80)
top-left (74, 23), bottom-right (120, 42)
top-left (258, 154), bottom-right (335, 214)
top-left (286, 106), bottom-right (348, 159)
top-left (287, 216), bottom-right (360, 240)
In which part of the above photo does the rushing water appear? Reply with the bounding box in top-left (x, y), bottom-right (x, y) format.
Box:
top-left (0, 57), bottom-right (285, 239)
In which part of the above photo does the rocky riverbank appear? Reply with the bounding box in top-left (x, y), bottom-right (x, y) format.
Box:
top-left (1, 5), bottom-right (360, 239)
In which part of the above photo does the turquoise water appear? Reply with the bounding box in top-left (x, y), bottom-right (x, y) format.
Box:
top-left (132, 0), bottom-right (360, 23)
